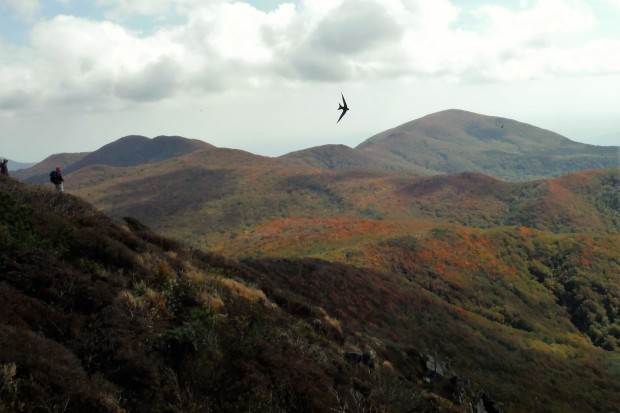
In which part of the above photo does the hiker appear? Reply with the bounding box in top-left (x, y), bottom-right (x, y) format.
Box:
top-left (50, 166), bottom-right (64, 191)
top-left (0, 159), bottom-right (8, 176)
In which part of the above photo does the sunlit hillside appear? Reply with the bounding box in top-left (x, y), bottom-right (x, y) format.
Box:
top-left (356, 109), bottom-right (618, 181)
top-left (67, 150), bottom-right (619, 250)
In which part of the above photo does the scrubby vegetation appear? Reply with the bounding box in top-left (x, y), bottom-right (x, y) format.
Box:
top-left (2, 163), bottom-right (619, 412)
top-left (1, 175), bottom-right (501, 412)
top-left (68, 150), bottom-right (618, 250)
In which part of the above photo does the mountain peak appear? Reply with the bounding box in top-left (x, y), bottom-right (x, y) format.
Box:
top-left (64, 135), bottom-right (214, 172)
top-left (355, 109), bottom-right (616, 180)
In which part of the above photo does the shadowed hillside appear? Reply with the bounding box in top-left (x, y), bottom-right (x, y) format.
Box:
top-left (3, 174), bottom-right (500, 412)
top-left (12, 152), bottom-right (89, 182)
top-left (65, 135), bottom-right (214, 172)
top-left (18, 135), bottom-right (213, 184)
top-left (2, 174), bottom-right (620, 413)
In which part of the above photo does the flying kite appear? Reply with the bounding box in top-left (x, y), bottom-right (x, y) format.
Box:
top-left (337, 93), bottom-right (349, 123)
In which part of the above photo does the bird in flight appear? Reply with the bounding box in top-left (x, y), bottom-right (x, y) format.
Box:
top-left (337, 93), bottom-right (349, 123)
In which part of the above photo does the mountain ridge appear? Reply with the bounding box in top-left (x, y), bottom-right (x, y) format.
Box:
top-left (282, 109), bottom-right (618, 181)
top-left (18, 135), bottom-right (214, 184)
top-left (14, 109), bottom-right (618, 185)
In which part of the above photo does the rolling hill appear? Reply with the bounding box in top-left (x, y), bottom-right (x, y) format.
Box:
top-left (356, 109), bottom-right (618, 181)
top-left (280, 143), bottom-right (431, 174)
top-left (0, 159), bottom-right (36, 172)
top-left (65, 135), bottom-right (214, 172)
top-left (67, 151), bottom-right (619, 251)
top-left (12, 152), bottom-right (89, 182)
top-left (282, 109), bottom-right (618, 181)
top-left (15, 110), bottom-right (618, 189)
top-left (11, 121), bottom-right (617, 256)
top-left (17, 135), bottom-right (213, 184)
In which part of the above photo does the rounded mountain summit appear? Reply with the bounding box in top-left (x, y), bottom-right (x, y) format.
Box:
top-left (285, 109), bottom-right (618, 181)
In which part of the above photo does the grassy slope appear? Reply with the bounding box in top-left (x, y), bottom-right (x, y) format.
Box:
top-left (2, 171), bottom-right (619, 412)
top-left (68, 153), bottom-right (618, 250)
top-left (66, 159), bottom-right (620, 413)
top-left (241, 248), bottom-right (620, 413)
top-left (356, 109), bottom-right (618, 181)
top-left (3, 175), bottom-right (486, 413)
top-left (280, 144), bottom-right (433, 175)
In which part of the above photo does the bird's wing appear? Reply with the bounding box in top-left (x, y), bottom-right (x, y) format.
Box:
top-left (337, 109), bottom-right (347, 123)
top-left (341, 93), bottom-right (347, 108)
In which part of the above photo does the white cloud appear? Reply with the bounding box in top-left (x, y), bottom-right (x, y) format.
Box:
top-left (0, 0), bottom-right (41, 21)
top-left (1, 0), bottom-right (618, 113)
top-left (95, 0), bottom-right (201, 17)
top-left (605, 0), bottom-right (620, 10)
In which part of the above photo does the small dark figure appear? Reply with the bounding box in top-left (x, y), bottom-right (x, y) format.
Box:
top-left (0, 159), bottom-right (8, 176)
top-left (337, 93), bottom-right (349, 123)
top-left (50, 166), bottom-right (64, 192)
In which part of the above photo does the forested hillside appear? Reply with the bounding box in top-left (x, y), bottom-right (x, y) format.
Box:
top-left (2, 164), bottom-right (620, 412)
top-left (0, 175), bottom-right (515, 412)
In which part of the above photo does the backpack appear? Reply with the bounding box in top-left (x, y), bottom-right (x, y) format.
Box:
top-left (50, 170), bottom-right (58, 183)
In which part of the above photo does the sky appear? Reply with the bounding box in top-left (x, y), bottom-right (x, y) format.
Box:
top-left (1, 0), bottom-right (619, 162)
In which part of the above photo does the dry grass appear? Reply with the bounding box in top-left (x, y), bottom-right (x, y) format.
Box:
top-left (156, 260), bottom-right (177, 282)
top-left (199, 291), bottom-right (225, 312)
top-left (0, 363), bottom-right (18, 394)
top-left (317, 307), bottom-right (343, 335)
top-left (145, 288), bottom-right (170, 318)
top-left (218, 278), bottom-right (273, 306)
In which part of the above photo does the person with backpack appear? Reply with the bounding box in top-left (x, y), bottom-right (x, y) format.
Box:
top-left (0, 159), bottom-right (8, 176)
top-left (50, 166), bottom-right (64, 191)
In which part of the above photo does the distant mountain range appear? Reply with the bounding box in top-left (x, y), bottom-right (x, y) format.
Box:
top-left (0, 160), bottom-right (36, 171)
top-left (15, 109), bottom-right (618, 185)
top-left (10, 109), bottom-right (618, 248)
top-left (285, 109), bottom-right (618, 181)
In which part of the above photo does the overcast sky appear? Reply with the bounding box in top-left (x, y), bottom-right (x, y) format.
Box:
top-left (1, 0), bottom-right (619, 162)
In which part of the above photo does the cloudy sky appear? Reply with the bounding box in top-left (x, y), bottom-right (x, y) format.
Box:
top-left (1, 0), bottom-right (619, 162)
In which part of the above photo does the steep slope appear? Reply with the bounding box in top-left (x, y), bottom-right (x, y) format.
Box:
top-left (356, 109), bottom-right (618, 181)
top-left (3, 174), bottom-right (620, 413)
top-left (2, 175), bottom-right (489, 413)
top-left (241, 241), bottom-right (620, 413)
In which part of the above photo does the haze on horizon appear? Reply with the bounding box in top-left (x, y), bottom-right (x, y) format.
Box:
top-left (1, 0), bottom-right (619, 163)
